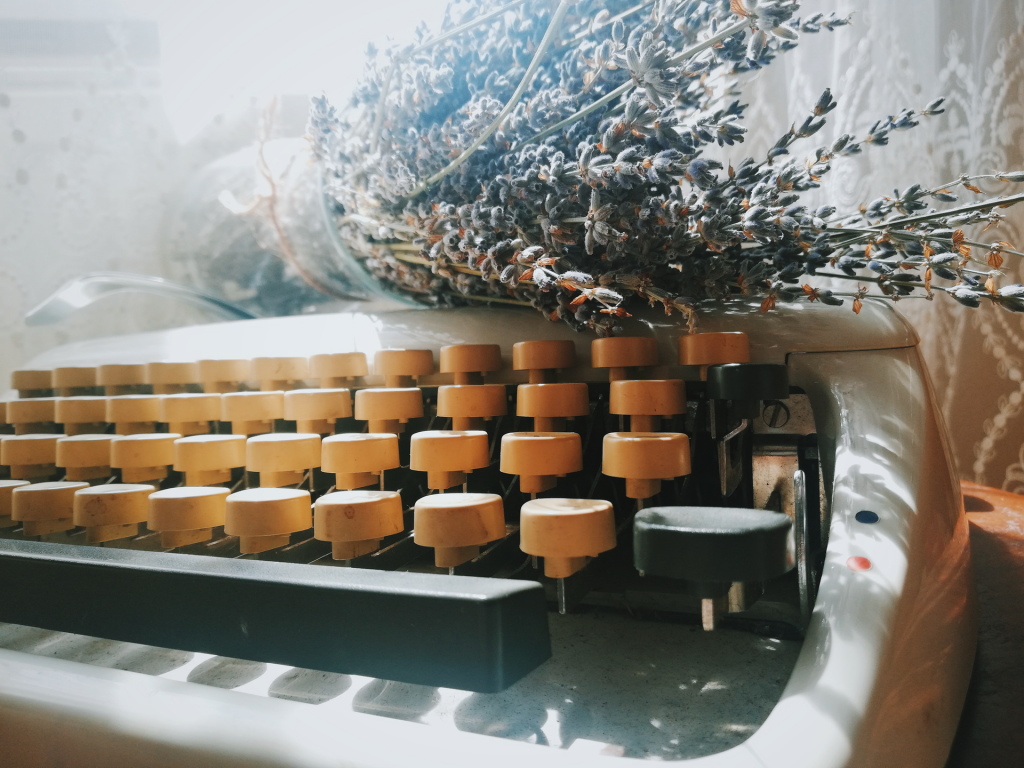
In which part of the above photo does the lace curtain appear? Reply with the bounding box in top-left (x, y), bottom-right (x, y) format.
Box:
top-left (738, 0), bottom-right (1024, 491)
top-left (1, 0), bottom-right (1022, 490)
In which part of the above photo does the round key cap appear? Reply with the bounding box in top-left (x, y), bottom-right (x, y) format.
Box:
top-left (516, 383), bottom-right (589, 432)
top-left (414, 492), bottom-right (505, 568)
top-left (11, 369), bottom-right (53, 397)
top-left (53, 366), bottom-right (98, 397)
top-left (159, 393), bottom-right (221, 436)
top-left (520, 497), bottom-right (616, 578)
top-left (105, 394), bottom-right (160, 434)
top-left (74, 483), bottom-right (154, 543)
top-left (603, 432), bottom-right (691, 500)
top-left (354, 388), bottom-right (423, 434)
top-left (55, 396), bottom-right (107, 435)
top-left (609, 379), bottom-right (686, 432)
top-left (410, 430), bottom-right (489, 491)
top-left (374, 349), bottom-right (433, 388)
top-left (7, 397), bottom-right (57, 434)
top-left (678, 331), bottom-right (750, 380)
top-left (221, 391), bottom-right (285, 435)
top-left (13, 481), bottom-right (88, 536)
top-left (57, 434), bottom-right (113, 481)
top-left (499, 432), bottom-right (582, 494)
top-left (174, 434), bottom-right (247, 486)
top-left (98, 364), bottom-right (149, 395)
top-left (149, 486), bottom-right (230, 548)
top-left (1, 434), bottom-right (59, 479)
top-left (310, 353), bottom-right (368, 388)
top-left (314, 490), bottom-right (403, 560)
top-left (246, 433), bottom-right (321, 488)
top-left (512, 340), bottom-right (575, 384)
top-left (111, 433), bottom-right (181, 483)
top-left (591, 337), bottom-right (658, 381)
top-left (146, 362), bottom-right (199, 395)
top-left (283, 388), bottom-right (352, 435)
top-left (225, 487), bottom-right (312, 554)
top-left (436, 384), bottom-right (507, 431)
top-left (197, 359), bottom-right (251, 393)
top-left (0, 479), bottom-right (29, 528)
top-left (251, 357), bottom-right (309, 392)
top-left (440, 344), bottom-right (502, 385)
top-left (321, 433), bottom-right (399, 490)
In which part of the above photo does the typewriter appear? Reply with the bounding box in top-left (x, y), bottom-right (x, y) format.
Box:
top-left (0, 299), bottom-right (974, 768)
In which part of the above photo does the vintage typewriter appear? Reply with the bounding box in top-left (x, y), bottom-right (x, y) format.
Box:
top-left (0, 300), bottom-right (973, 768)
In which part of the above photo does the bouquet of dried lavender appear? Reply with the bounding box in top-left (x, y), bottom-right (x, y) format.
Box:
top-left (308, 0), bottom-right (1024, 335)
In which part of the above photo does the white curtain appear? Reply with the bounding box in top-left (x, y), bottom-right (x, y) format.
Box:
top-left (737, 0), bottom-right (1024, 491)
top-left (2, 0), bottom-right (1023, 490)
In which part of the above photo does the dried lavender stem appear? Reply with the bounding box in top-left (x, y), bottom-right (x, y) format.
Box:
top-left (406, 0), bottom-right (574, 198)
top-left (513, 17), bottom-right (749, 150)
top-left (559, 0), bottom-right (656, 48)
top-left (877, 192), bottom-right (1024, 227)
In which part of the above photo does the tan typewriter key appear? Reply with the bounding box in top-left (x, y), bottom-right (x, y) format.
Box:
top-left (414, 492), bottom-right (505, 568)
top-left (198, 359), bottom-right (251, 393)
top-left (149, 486), bottom-right (229, 548)
top-left (374, 349), bottom-right (433, 388)
top-left (678, 331), bottom-right (750, 380)
top-left (283, 388), bottom-right (352, 435)
top-left (53, 366), bottom-right (98, 397)
top-left (57, 434), bottom-right (113, 481)
top-left (609, 379), bottom-right (686, 432)
top-left (105, 395), bottom-right (160, 434)
top-left (0, 479), bottom-right (30, 528)
top-left (146, 362), bottom-right (199, 395)
top-left (591, 336), bottom-right (658, 381)
top-left (410, 430), bottom-right (489, 491)
top-left (221, 390), bottom-right (284, 435)
top-left (55, 396), bottom-right (107, 435)
top-left (1, 434), bottom-right (59, 479)
top-left (436, 384), bottom-right (507, 431)
top-left (520, 498), bottom-right (615, 578)
top-left (73, 483), bottom-right (154, 542)
top-left (512, 340), bottom-right (576, 384)
top-left (225, 487), bottom-right (312, 554)
top-left (246, 433), bottom-right (321, 488)
top-left (251, 357), bottom-right (309, 392)
top-left (354, 387), bottom-right (423, 434)
top-left (321, 433), bottom-right (399, 490)
top-left (516, 383), bottom-right (589, 432)
top-left (440, 344), bottom-right (502, 385)
top-left (12, 369), bottom-right (53, 397)
top-left (499, 432), bottom-right (582, 494)
top-left (174, 434), bottom-right (246, 486)
top-left (311, 352), bottom-right (368, 388)
top-left (7, 397), bottom-right (57, 434)
top-left (97, 364), bottom-right (148, 395)
top-left (0, 401), bottom-right (8, 434)
top-left (315, 490), bottom-right (403, 560)
top-left (159, 393), bottom-right (221, 436)
top-left (111, 433), bottom-right (180, 483)
top-left (603, 432), bottom-right (691, 500)
top-left (13, 480), bottom-right (88, 536)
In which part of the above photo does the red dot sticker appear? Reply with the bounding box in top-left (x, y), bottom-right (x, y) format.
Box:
top-left (847, 556), bottom-right (872, 571)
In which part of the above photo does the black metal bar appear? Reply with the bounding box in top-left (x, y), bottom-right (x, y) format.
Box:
top-left (0, 539), bottom-right (551, 692)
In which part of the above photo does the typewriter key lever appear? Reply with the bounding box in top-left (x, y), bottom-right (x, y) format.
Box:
top-left (440, 343), bottom-right (502, 385)
top-left (197, 359), bottom-right (251, 393)
top-left (74, 483), bottom-right (155, 543)
top-left (310, 352), bottom-right (368, 389)
top-left (633, 506), bottom-right (793, 630)
top-left (413, 492), bottom-right (505, 570)
top-left (0, 480), bottom-right (30, 529)
top-left (609, 379), bottom-right (686, 433)
top-left (148, 486), bottom-right (229, 549)
top-left (321, 433), bottom-right (399, 490)
top-left (436, 384), bottom-right (507, 431)
top-left (602, 432), bottom-right (691, 505)
top-left (225, 487), bottom-right (312, 554)
top-left (500, 432), bottom-right (582, 495)
top-left (173, 434), bottom-right (246, 487)
top-left (57, 434), bottom-right (113, 481)
top-left (12, 481), bottom-right (86, 536)
top-left (410, 430), bottom-right (489, 492)
top-left (512, 339), bottom-right (575, 384)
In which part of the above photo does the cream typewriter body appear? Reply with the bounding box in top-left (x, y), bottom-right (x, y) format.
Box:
top-left (0, 301), bottom-right (973, 768)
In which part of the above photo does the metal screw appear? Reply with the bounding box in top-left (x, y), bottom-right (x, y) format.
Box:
top-left (762, 400), bottom-right (790, 428)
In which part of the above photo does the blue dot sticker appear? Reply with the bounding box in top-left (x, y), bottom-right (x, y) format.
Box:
top-left (855, 510), bottom-right (879, 524)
